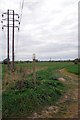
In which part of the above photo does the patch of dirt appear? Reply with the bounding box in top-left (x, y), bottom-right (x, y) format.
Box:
top-left (33, 106), bottom-right (59, 118)
top-left (55, 69), bottom-right (78, 118)
top-left (58, 77), bottom-right (66, 82)
top-left (63, 102), bottom-right (78, 118)
top-left (24, 67), bottom-right (47, 75)
top-left (59, 68), bottom-right (78, 80)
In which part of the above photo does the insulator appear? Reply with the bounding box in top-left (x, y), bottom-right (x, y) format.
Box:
top-left (1, 21), bottom-right (3, 23)
top-left (2, 14), bottom-right (4, 17)
top-left (18, 27), bottom-right (19, 31)
top-left (2, 27), bottom-right (4, 30)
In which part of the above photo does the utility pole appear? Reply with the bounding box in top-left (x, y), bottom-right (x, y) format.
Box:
top-left (12, 10), bottom-right (14, 71)
top-left (7, 10), bottom-right (10, 69)
top-left (1, 10), bottom-right (20, 71)
top-left (33, 53), bottom-right (36, 87)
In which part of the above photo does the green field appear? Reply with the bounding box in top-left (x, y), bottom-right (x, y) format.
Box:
top-left (2, 62), bottom-right (79, 117)
top-left (66, 64), bottom-right (79, 75)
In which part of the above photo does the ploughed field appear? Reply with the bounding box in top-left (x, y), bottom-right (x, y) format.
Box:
top-left (2, 62), bottom-right (79, 118)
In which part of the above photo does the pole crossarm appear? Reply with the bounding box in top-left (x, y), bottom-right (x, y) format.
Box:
top-left (2, 18), bottom-right (20, 22)
top-left (2, 13), bottom-right (19, 17)
top-left (2, 10), bottom-right (20, 30)
top-left (2, 25), bottom-right (19, 28)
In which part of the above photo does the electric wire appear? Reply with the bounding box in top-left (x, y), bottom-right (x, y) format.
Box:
top-left (19, 0), bottom-right (24, 28)
top-left (1, 0), bottom-right (25, 61)
top-left (18, 0), bottom-right (21, 16)
top-left (14, 0), bottom-right (24, 60)
top-left (14, 0), bottom-right (23, 60)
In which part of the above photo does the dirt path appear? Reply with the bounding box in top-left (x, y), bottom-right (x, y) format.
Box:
top-left (32, 68), bottom-right (79, 118)
top-left (54, 68), bottom-right (79, 118)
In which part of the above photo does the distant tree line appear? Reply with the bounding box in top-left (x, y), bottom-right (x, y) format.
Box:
top-left (2, 58), bottom-right (80, 64)
top-left (74, 58), bottom-right (80, 64)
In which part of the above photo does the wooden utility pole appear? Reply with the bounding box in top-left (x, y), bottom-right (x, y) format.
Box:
top-left (12, 10), bottom-right (14, 71)
top-left (2, 10), bottom-right (20, 71)
top-left (7, 10), bottom-right (10, 69)
top-left (33, 53), bottom-right (36, 86)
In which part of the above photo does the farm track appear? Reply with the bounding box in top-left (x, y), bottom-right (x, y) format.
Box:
top-left (32, 68), bottom-right (79, 118)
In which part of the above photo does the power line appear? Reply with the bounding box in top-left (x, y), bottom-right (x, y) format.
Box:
top-left (7, 0), bottom-right (25, 62)
top-left (18, 0), bottom-right (22, 15)
top-left (14, 0), bottom-right (24, 60)
top-left (19, 0), bottom-right (24, 29)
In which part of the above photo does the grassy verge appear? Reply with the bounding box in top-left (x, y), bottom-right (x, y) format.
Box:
top-left (2, 62), bottom-right (75, 117)
top-left (3, 79), bottom-right (64, 117)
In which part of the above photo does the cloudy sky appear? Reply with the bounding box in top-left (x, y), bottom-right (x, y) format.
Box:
top-left (0, 0), bottom-right (79, 61)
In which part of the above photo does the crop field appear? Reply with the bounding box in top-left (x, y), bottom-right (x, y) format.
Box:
top-left (2, 61), bottom-right (79, 118)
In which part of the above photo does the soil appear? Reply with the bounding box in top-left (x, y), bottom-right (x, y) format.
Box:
top-left (32, 68), bottom-right (79, 118)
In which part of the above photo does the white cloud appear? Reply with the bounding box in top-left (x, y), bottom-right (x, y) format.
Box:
top-left (0, 0), bottom-right (79, 61)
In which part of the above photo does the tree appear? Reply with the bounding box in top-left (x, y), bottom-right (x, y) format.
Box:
top-left (74, 58), bottom-right (78, 64)
top-left (2, 58), bottom-right (10, 64)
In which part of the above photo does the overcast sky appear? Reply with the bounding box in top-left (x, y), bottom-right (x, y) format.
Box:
top-left (0, 0), bottom-right (79, 61)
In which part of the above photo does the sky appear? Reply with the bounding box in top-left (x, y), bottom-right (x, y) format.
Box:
top-left (0, 0), bottom-right (79, 61)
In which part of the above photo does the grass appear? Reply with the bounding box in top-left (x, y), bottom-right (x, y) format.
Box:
top-left (3, 79), bottom-right (64, 117)
top-left (2, 61), bottom-right (78, 117)
top-left (66, 63), bottom-right (79, 75)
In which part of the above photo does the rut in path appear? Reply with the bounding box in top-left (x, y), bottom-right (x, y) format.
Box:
top-left (32, 68), bottom-right (79, 118)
